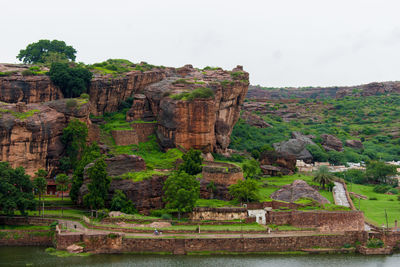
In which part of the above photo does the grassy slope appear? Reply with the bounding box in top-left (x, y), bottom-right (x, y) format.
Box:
top-left (231, 94), bottom-right (400, 162)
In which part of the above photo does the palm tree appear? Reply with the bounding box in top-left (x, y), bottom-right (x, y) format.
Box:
top-left (55, 174), bottom-right (70, 216)
top-left (33, 169), bottom-right (48, 215)
top-left (313, 165), bottom-right (335, 190)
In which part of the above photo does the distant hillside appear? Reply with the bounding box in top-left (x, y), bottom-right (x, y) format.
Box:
top-left (247, 81), bottom-right (400, 100)
top-left (231, 87), bottom-right (400, 163)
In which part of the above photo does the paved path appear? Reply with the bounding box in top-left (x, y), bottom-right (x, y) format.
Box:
top-left (333, 182), bottom-right (350, 207)
top-left (332, 182), bottom-right (371, 231)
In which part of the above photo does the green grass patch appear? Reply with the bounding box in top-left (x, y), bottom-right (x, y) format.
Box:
top-left (119, 169), bottom-right (167, 182)
top-left (0, 225), bottom-right (50, 230)
top-left (45, 247), bottom-right (91, 257)
top-left (195, 199), bottom-right (239, 208)
top-left (0, 108), bottom-right (40, 120)
top-left (170, 87), bottom-right (214, 101)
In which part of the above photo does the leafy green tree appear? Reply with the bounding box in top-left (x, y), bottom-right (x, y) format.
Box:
top-left (61, 119), bottom-right (88, 171)
top-left (313, 166), bottom-right (335, 189)
top-left (179, 149), bottom-right (203, 175)
top-left (17, 39), bottom-right (76, 64)
top-left (49, 62), bottom-right (92, 98)
top-left (0, 162), bottom-right (36, 215)
top-left (228, 179), bottom-right (260, 203)
top-left (242, 159), bottom-right (261, 179)
top-left (70, 143), bottom-right (101, 203)
top-left (55, 174), bottom-right (70, 201)
top-left (110, 190), bottom-right (136, 214)
top-left (366, 161), bottom-right (397, 184)
top-left (83, 158), bottom-right (110, 210)
top-left (163, 171), bottom-right (200, 219)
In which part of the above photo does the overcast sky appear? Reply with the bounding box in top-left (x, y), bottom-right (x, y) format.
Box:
top-left (1, 0), bottom-right (400, 87)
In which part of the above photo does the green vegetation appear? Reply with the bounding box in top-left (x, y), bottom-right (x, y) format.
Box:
top-left (163, 171), bottom-right (200, 218)
top-left (0, 225), bottom-right (50, 230)
top-left (45, 247), bottom-right (91, 257)
top-left (33, 169), bottom-right (47, 215)
top-left (313, 166), bottom-right (335, 189)
top-left (229, 179), bottom-right (260, 202)
top-left (83, 158), bottom-right (110, 210)
top-left (170, 87), bottom-right (214, 101)
top-left (195, 198), bottom-right (237, 208)
top-left (0, 71), bottom-right (18, 77)
top-left (55, 174), bottom-right (70, 201)
top-left (17, 39), bottom-right (76, 64)
top-left (366, 238), bottom-right (384, 248)
top-left (110, 190), bottom-right (136, 214)
top-left (0, 108), bottom-right (40, 120)
top-left (49, 62), bottom-right (92, 98)
top-left (119, 170), bottom-right (165, 182)
top-left (0, 162), bottom-right (36, 215)
top-left (87, 59), bottom-right (159, 75)
top-left (21, 66), bottom-right (47, 76)
top-left (179, 148), bottom-right (203, 175)
top-left (60, 119), bottom-right (88, 171)
top-left (231, 94), bottom-right (400, 162)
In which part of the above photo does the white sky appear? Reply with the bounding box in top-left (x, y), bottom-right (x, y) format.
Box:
top-left (1, 0), bottom-right (400, 87)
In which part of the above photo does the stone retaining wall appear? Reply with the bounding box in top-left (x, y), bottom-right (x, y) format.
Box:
top-left (202, 161), bottom-right (243, 186)
top-left (0, 216), bottom-right (55, 226)
top-left (0, 230), bottom-right (53, 246)
top-left (190, 207), bottom-right (247, 221)
top-left (111, 123), bottom-right (156, 146)
top-left (131, 123), bottom-right (156, 142)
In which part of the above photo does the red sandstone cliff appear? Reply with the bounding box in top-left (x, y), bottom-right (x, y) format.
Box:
top-left (0, 100), bottom-right (90, 176)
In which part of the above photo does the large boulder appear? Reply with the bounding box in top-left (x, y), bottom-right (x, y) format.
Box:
top-left (273, 132), bottom-right (315, 162)
top-left (321, 134), bottom-right (343, 151)
top-left (259, 150), bottom-right (296, 175)
top-left (270, 180), bottom-right (330, 204)
top-left (345, 139), bottom-right (363, 149)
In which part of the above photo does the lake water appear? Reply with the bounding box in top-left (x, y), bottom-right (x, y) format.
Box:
top-left (1, 247), bottom-right (399, 267)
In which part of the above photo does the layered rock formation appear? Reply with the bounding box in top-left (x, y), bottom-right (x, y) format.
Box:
top-left (0, 99), bottom-right (90, 175)
top-left (259, 150), bottom-right (296, 175)
top-left (321, 134), bottom-right (343, 152)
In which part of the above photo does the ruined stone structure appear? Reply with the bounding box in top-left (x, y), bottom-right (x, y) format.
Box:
top-left (189, 207), bottom-right (247, 221)
top-left (111, 123), bottom-right (156, 146)
top-left (202, 161), bottom-right (243, 186)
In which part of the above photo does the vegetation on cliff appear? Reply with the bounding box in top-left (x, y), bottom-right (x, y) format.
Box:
top-left (83, 158), bottom-right (111, 210)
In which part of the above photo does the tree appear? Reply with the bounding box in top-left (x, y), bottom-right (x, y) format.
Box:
top-left (33, 169), bottom-right (47, 215)
top-left (110, 190), bottom-right (136, 214)
top-left (179, 148), bottom-right (203, 175)
top-left (229, 179), bottom-right (260, 203)
top-left (61, 119), bottom-right (88, 171)
top-left (242, 159), bottom-right (261, 179)
top-left (366, 161), bottom-right (397, 184)
top-left (163, 171), bottom-right (200, 219)
top-left (0, 162), bottom-right (36, 215)
top-left (49, 62), bottom-right (92, 98)
top-left (313, 166), bottom-right (335, 189)
top-left (83, 158), bottom-right (110, 210)
top-left (17, 39), bottom-right (76, 64)
top-left (70, 143), bottom-right (101, 203)
top-left (55, 174), bottom-right (70, 201)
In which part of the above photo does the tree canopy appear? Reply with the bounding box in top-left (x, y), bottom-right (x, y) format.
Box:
top-left (366, 161), bottom-right (398, 184)
top-left (83, 158), bottom-right (110, 210)
top-left (163, 171), bottom-right (200, 218)
top-left (179, 148), bottom-right (203, 175)
top-left (17, 39), bottom-right (77, 64)
top-left (33, 169), bottom-right (48, 202)
top-left (313, 165), bottom-right (335, 189)
top-left (49, 62), bottom-right (93, 98)
top-left (229, 179), bottom-right (260, 203)
top-left (0, 162), bottom-right (36, 215)
top-left (110, 190), bottom-right (136, 214)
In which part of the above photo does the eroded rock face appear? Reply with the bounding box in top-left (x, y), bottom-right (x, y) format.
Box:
top-left (144, 65), bottom-right (249, 153)
top-left (270, 180), bottom-right (330, 204)
top-left (0, 100), bottom-right (90, 176)
top-left (321, 134), bottom-right (343, 152)
top-left (259, 150), bottom-right (296, 175)
top-left (0, 76), bottom-right (63, 103)
top-left (240, 111), bottom-right (271, 128)
top-left (345, 139), bottom-right (363, 149)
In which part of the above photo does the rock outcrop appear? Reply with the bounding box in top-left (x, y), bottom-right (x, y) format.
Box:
top-left (240, 111), bottom-right (271, 128)
top-left (345, 139), bottom-right (363, 149)
top-left (270, 180), bottom-right (330, 204)
top-left (0, 75), bottom-right (62, 103)
top-left (0, 99), bottom-right (90, 176)
top-left (259, 150), bottom-right (296, 175)
top-left (321, 134), bottom-right (343, 152)
top-left (273, 132), bottom-right (315, 162)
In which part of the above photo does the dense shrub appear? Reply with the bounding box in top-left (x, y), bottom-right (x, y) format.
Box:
top-left (49, 63), bottom-right (92, 98)
top-left (373, 185), bottom-right (391, 194)
top-left (366, 238), bottom-right (384, 248)
top-left (171, 87), bottom-right (214, 101)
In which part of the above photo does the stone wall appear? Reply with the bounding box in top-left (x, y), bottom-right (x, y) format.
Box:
top-left (202, 161), bottom-right (243, 186)
top-left (111, 130), bottom-right (139, 146)
top-left (0, 230), bottom-right (53, 246)
top-left (190, 207), bottom-right (247, 221)
top-left (131, 123), bottom-right (156, 142)
top-left (267, 211), bottom-right (365, 231)
top-left (0, 216), bottom-right (56, 226)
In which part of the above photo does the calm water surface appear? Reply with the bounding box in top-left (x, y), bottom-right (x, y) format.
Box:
top-left (0, 246), bottom-right (399, 267)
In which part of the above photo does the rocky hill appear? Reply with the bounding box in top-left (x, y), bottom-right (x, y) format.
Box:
top-left (247, 81), bottom-right (400, 99)
top-left (0, 63), bottom-right (249, 174)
